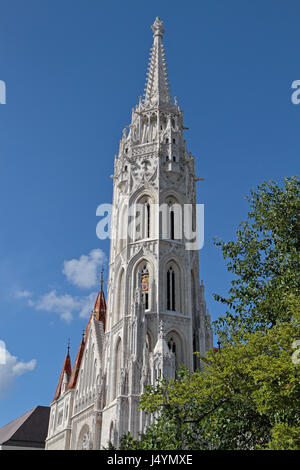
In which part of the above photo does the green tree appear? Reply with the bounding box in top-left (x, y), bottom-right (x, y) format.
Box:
top-left (214, 176), bottom-right (300, 341)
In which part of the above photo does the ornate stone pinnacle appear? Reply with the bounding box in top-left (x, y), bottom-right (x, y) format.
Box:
top-left (159, 320), bottom-right (165, 339)
top-left (152, 17), bottom-right (165, 38)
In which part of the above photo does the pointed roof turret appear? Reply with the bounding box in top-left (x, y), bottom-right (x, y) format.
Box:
top-left (52, 345), bottom-right (72, 402)
top-left (66, 273), bottom-right (106, 392)
top-left (144, 17), bottom-right (171, 107)
top-left (93, 267), bottom-right (107, 330)
top-left (66, 332), bottom-right (85, 391)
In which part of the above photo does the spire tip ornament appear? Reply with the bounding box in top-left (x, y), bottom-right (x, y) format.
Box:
top-left (100, 265), bottom-right (104, 290)
top-left (152, 17), bottom-right (165, 37)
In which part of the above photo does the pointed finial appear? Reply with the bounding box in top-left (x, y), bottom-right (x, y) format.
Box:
top-left (152, 17), bottom-right (165, 38)
top-left (67, 338), bottom-right (70, 355)
top-left (100, 265), bottom-right (104, 291)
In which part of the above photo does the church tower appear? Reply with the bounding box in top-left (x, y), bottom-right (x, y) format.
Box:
top-left (45, 18), bottom-right (212, 450)
top-left (101, 16), bottom-right (212, 445)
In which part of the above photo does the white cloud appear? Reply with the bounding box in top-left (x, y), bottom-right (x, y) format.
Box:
top-left (78, 292), bottom-right (98, 319)
top-left (62, 249), bottom-right (106, 289)
top-left (33, 290), bottom-right (78, 323)
top-left (31, 289), bottom-right (97, 322)
top-left (14, 249), bottom-right (106, 323)
top-left (0, 341), bottom-right (36, 396)
top-left (14, 289), bottom-right (33, 299)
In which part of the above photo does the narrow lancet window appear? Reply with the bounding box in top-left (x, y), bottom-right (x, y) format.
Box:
top-left (167, 267), bottom-right (175, 311)
top-left (141, 265), bottom-right (150, 311)
top-left (146, 202), bottom-right (150, 238)
top-left (170, 210), bottom-right (175, 240)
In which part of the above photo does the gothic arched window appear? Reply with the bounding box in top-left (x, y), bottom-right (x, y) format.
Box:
top-left (166, 197), bottom-right (182, 241)
top-left (167, 337), bottom-right (176, 354)
top-left (165, 261), bottom-right (182, 313)
top-left (146, 202), bottom-right (150, 239)
top-left (167, 266), bottom-right (176, 311)
top-left (135, 195), bottom-right (152, 241)
top-left (135, 260), bottom-right (153, 313)
top-left (170, 209), bottom-right (175, 240)
top-left (141, 264), bottom-right (149, 311)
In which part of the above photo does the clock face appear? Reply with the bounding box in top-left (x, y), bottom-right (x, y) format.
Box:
top-left (141, 274), bottom-right (149, 292)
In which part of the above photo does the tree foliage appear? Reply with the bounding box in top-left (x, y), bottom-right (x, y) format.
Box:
top-left (213, 176), bottom-right (300, 340)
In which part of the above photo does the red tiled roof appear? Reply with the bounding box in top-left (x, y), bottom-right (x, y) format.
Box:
top-left (55, 282), bottom-right (106, 394)
top-left (66, 334), bottom-right (85, 391)
top-left (94, 283), bottom-right (106, 330)
top-left (52, 352), bottom-right (72, 402)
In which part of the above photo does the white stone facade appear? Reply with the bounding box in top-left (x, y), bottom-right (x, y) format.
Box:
top-left (45, 18), bottom-right (213, 451)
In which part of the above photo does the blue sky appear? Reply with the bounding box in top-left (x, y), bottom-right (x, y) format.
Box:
top-left (0, 0), bottom-right (299, 426)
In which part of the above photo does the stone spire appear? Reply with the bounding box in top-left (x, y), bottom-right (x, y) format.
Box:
top-left (93, 267), bottom-right (107, 330)
top-left (144, 17), bottom-right (171, 106)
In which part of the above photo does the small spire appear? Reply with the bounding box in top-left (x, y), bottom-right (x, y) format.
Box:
top-left (52, 344), bottom-right (72, 402)
top-left (67, 333), bottom-right (86, 391)
top-left (92, 267), bottom-right (107, 330)
top-left (67, 338), bottom-right (70, 355)
top-left (100, 265), bottom-right (104, 291)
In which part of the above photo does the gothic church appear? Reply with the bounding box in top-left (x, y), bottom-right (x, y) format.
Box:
top-left (45, 18), bottom-right (213, 450)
